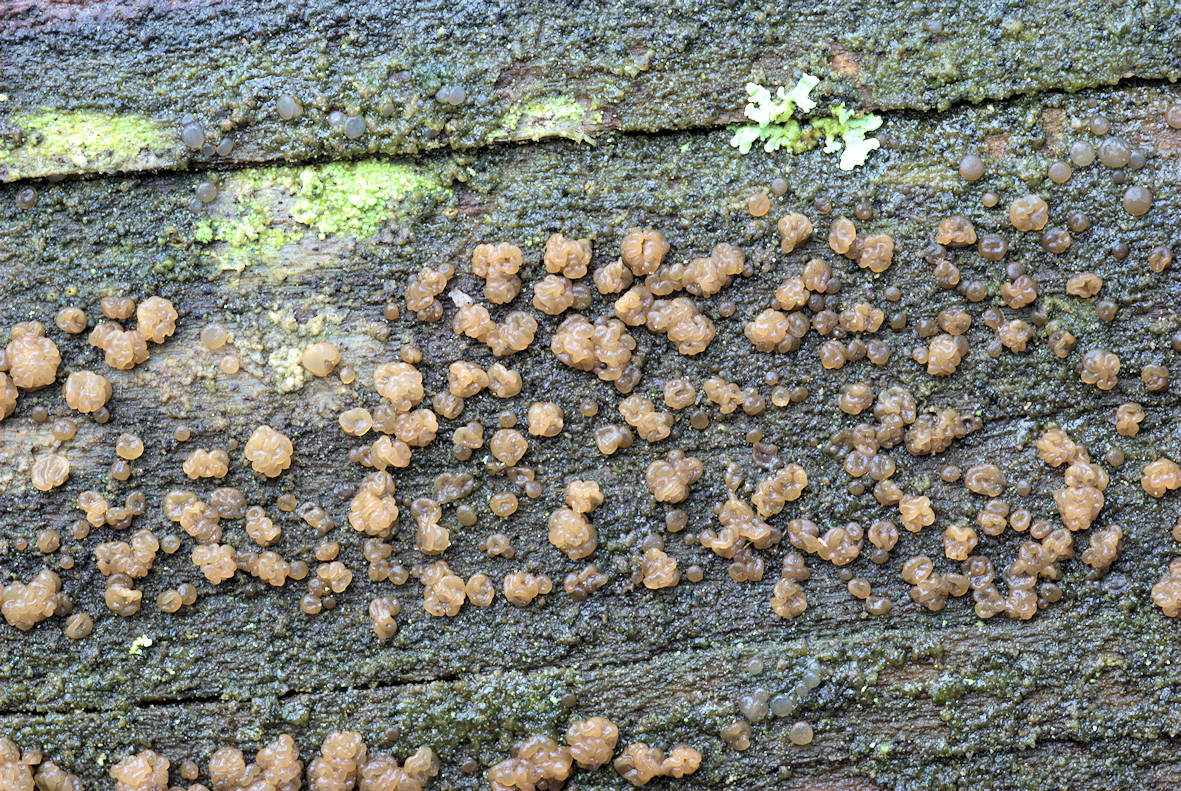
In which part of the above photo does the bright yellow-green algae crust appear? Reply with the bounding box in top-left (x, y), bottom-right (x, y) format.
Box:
top-left (0, 110), bottom-right (175, 180)
top-left (495, 95), bottom-right (602, 144)
top-left (192, 160), bottom-right (448, 271)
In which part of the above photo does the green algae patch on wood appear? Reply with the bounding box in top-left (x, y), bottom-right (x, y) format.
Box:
top-left (0, 110), bottom-right (177, 181)
top-left (289, 160), bottom-right (448, 237)
top-left (493, 96), bottom-right (603, 145)
top-left (191, 160), bottom-right (451, 272)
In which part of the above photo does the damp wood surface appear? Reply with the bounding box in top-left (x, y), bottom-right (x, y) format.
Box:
top-left (1, 0), bottom-right (1180, 180)
top-left (1, 6), bottom-right (1181, 791)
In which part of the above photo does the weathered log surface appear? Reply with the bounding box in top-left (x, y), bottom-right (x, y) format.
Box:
top-left (0, 0), bottom-right (1179, 180)
top-left (1, 4), bottom-right (1181, 789)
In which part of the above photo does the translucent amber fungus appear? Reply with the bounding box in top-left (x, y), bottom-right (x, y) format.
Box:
top-left (1115, 402), bottom-right (1144, 437)
top-left (1152, 559), bottom-right (1181, 616)
top-left (109, 750), bottom-right (169, 791)
top-left (7, 332), bottom-right (60, 390)
top-left (93, 326), bottom-right (149, 370)
top-left (490, 428), bottom-right (528, 465)
top-left (135, 296), bottom-right (177, 343)
top-left (567, 717), bottom-right (619, 770)
top-left (302, 342), bottom-right (341, 376)
top-left (182, 448), bottom-right (230, 479)
top-left (0, 373), bottom-right (16, 421)
top-left (936, 216), bottom-right (977, 247)
top-left (374, 361), bottom-right (424, 412)
top-left (527, 401), bottom-right (564, 436)
top-left (404, 263), bottom-right (454, 320)
top-left (646, 296), bottom-right (715, 355)
top-left (645, 450), bottom-right (703, 503)
top-left (244, 425), bottom-right (293, 477)
top-left (621, 229), bottom-right (670, 276)
top-left (751, 464), bottom-right (807, 517)
top-left (369, 596), bottom-right (401, 638)
top-left (1, 569), bottom-right (60, 630)
top-left (681, 243), bottom-right (746, 297)
top-left (56, 307), bottom-right (88, 334)
top-left (565, 480), bottom-right (603, 514)
top-left (339, 407), bottom-right (373, 436)
top-left (614, 743), bottom-right (702, 787)
top-left (1142, 457), bottom-right (1181, 498)
top-left (487, 735), bottom-right (572, 791)
top-left (533, 274), bottom-right (576, 315)
top-left (545, 233), bottom-right (592, 278)
top-left (858, 234), bottom-right (894, 273)
top-left (745, 309), bottom-right (791, 352)
top-left (1009, 194), bottom-right (1049, 232)
top-left (1080, 349), bottom-right (1120, 390)
top-left (899, 495), bottom-right (935, 532)
top-left (778, 213), bottom-right (813, 253)
top-left (548, 508), bottom-right (598, 559)
top-left (31, 454), bottom-right (69, 491)
top-left (349, 471), bottom-right (399, 537)
top-left (771, 578), bottom-right (806, 618)
top-left (63, 370), bottom-right (112, 413)
top-left (472, 242), bottom-right (523, 303)
top-left (448, 361), bottom-right (488, 398)
top-left (640, 547), bottom-right (679, 588)
top-left (193, 543), bottom-right (237, 584)
top-left (503, 572), bottom-right (552, 606)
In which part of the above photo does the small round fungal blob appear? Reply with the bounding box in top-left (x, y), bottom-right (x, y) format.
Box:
top-left (276, 94), bottom-right (303, 120)
top-left (343, 115), bottom-right (366, 139)
top-left (1047, 161), bottom-right (1071, 184)
top-left (64, 612), bottom-right (93, 639)
top-left (373, 361), bottom-right (424, 412)
top-left (51, 417), bottom-right (76, 441)
top-left (195, 181), bottom-right (218, 203)
top-left (136, 297), bottom-right (178, 343)
top-left (978, 233), bottom-right (1008, 261)
top-left (1122, 186), bottom-right (1152, 216)
top-left (200, 323), bottom-right (229, 350)
top-left (489, 428), bottom-right (528, 466)
top-left (788, 721), bottom-right (814, 746)
top-left (181, 122), bottom-right (205, 149)
top-left (748, 192), bottom-right (770, 217)
top-left (527, 401), bottom-right (564, 437)
top-left (1069, 140), bottom-right (1095, 167)
top-left (620, 229), bottom-right (670, 276)
top-left (1098, 136), bottom-right (1131, 168)
top-left (302, 342), bottom-right (341, 377)
top-left (15, 186), bottom-right (37, 209)
top-left (1167, 103), bottom-right (1181, 129)
top-left (958, 154), bottom-right (985, 181)
top-left (115, 433), bottom-right (144, 460)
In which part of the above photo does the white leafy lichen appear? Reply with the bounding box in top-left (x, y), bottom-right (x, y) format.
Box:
top-left (730, 74), bottom-right (883, 169)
